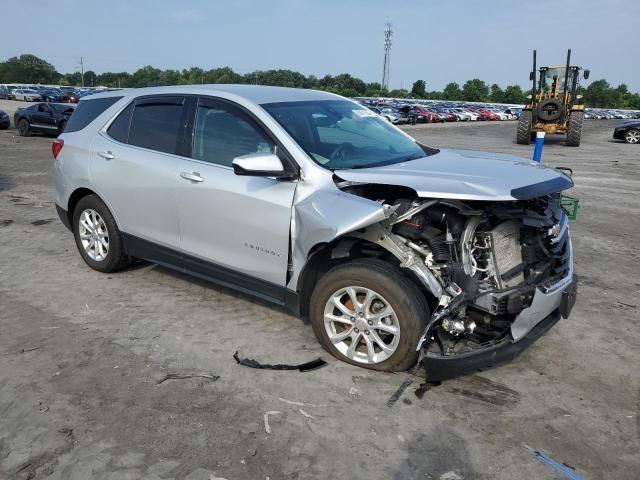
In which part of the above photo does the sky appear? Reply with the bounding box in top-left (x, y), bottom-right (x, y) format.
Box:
top-left (5, 0), bottom-right (640, 91)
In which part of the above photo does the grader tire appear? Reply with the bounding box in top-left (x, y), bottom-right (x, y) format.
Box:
top-left (517, 111), bottom-right (533, 145)
top-left (567, 111), bottom-right (584, 147)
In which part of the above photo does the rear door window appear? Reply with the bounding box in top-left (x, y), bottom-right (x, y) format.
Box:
top-left (106, 102), bottom-right (134, 143)
top-left (65, 96), bottom-right (122, 132)
top-left (128, 96), bottom-right (186, 155)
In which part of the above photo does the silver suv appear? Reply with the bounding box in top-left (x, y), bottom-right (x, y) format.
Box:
top-left (53, 85), bottom-right (577, 379)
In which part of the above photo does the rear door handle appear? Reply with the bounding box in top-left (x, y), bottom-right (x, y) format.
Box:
top-left (97, 150), bottom-right (114, 160)
top-left (180, 171), bottom-right (205, 183)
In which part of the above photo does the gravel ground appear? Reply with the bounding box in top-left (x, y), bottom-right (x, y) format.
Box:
top-left (0, 106), bottom-right (638, 480)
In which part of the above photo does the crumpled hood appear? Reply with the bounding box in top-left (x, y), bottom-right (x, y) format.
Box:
top-left (335, 148), bottom-right (573, 201)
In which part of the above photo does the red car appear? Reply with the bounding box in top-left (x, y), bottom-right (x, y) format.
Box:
top-left (412, 107), bottom-right (440, 123)
top-left (477, 110), bottom-right (498, 121)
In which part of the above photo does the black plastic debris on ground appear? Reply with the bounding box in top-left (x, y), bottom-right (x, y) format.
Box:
top-left (386, 379), bottom-right (413, 407)
top-left (415, 381), bottom-right (442, 399)
top-left (233, 351), bottom-right (327, 372)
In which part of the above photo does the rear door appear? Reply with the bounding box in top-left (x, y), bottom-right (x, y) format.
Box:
top-left (175, 96), bottom-right (297, 296)
top-left (89, 95), bottom-right (187, 250)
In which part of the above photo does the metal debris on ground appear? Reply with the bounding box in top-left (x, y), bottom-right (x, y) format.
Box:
top-left (233, 351), bottom-right (327, 372)
top-left (386, 379), bottom-right (413, 407)
top-left (524, 445), bottom-right (583, 480)
top-left (155, 373), bottom-right (220, 384)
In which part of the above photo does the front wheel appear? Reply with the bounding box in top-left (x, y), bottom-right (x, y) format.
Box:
top-left (309, 258), bottom-right (429, 372)
top-left (625, 129), bottom-right (640, 144)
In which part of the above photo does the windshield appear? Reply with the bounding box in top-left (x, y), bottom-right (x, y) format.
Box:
top-left (262, 100), bottom-right (426, 170)
top-left (541, 68), bottom-right (576, 94)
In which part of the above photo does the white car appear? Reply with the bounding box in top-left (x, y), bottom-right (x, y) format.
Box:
top-left (13, 89), bottom-right (43, 102)
top-left (453, 108), bottom-right (479, 121)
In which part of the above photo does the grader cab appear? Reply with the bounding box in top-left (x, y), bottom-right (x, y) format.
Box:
top-left (517, 49), bottom-right (590, 147)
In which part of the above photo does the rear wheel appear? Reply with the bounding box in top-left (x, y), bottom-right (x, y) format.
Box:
top-left (72, 195), bottom-right (131, 273)
top-left (309, 258), bottom-right (429, 372)
top-left (567, 111), bottom-right (584, 147)
top-left (17, 118), bottom-right (31, 137)
top-left (624, 129), bottom-right (640, 144)
top-left (517, 110), bottom-right (533, 145)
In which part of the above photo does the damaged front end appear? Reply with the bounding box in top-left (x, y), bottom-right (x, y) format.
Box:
top-left (338, 182), bottom-right (577, 381)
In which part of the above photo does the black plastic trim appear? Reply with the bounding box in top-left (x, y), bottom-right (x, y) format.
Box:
top-left (121, 233), bottom-right (298, 310)
top-left (56, 204), bottom-right (72, 231)
top-left (422, 307), bottom-right (566, 382)
top-left (511, 175), bottom-right (573, 200)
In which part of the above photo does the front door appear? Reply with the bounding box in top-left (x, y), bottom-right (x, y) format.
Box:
top-left (176, 97), bottom-right (297, 298)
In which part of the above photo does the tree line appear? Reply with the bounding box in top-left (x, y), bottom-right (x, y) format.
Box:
top-left (1, 54), bottom-right (638, 109)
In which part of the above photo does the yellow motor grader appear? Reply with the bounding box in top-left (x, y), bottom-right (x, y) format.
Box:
top-left (517, 49), bottom-right (590, 146)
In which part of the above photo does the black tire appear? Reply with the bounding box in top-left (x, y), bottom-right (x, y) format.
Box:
top-left (537, 98), bottom-right (563, 122)
top-left (566, 111), bottom-right (584, 147)
top-left (309, 258), bottom-right (429, 372)
top-left (517, 110), bottom-right (533, 145)
top-left (72, 194), bottom-right (131, 273)
top-left (17, 118), bottom-right (31, 137)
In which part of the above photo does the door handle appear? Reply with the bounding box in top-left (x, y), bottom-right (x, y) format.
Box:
top-left (180, 171), bottom-right (205, 183)
top-left (97, 150), bottom-right (114, 160)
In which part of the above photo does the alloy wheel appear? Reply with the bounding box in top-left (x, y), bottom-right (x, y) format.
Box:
top-left (78, 209), bottom-right (109, 261)
top-left (625, 130), bottom-right (640, 144)
top-left (323, 286), bottom-right (400, 365)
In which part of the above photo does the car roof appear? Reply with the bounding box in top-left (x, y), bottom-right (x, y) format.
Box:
top-left (84, 84), bottom-right (343, 106)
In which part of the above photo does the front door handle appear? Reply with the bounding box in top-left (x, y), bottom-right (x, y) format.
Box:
top-left (97, 150), bottom-right (114, 160)
top-left (180, 171), bottom-right (205, 183)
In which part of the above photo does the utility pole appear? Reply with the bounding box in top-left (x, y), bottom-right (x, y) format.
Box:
top-left (381, 23), bottom-right (392, 94)
top-left (79, 56), bottom-right (85, 87)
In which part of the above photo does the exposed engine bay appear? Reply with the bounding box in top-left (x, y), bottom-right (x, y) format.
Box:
top-left (336, 180), bottom-right (573, 362)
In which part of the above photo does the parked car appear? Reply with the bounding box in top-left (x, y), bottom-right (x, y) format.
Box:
top-left (13, 89), bottom-right (43, 102)
top-left (369, 106), bottom-right (401, 124)
top-left (38, 89), bottom-right (67, 103)
top-left (613, 121), bottom-right (640, 144)
top-left (2, 85), bottom-right (20, 100)
top-left (14, 102), bottom-right (76, 136)
top-left (52, 86), bottom-right (578, 380)
top-left (410, 106), bottom-right (440, 123)
top-left (0, 109), bottom-right (10, 129)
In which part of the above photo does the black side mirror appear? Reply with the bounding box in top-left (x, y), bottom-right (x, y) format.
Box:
top-left (529, 72), bottom-right (535, 81)
top-left (583, 69), bottom-right (590, 80)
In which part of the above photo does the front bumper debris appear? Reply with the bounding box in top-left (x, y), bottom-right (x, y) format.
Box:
top-left (422, 275), bottom-right (577, 382)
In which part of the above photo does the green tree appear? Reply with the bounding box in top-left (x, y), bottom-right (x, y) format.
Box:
top-left (502, 85), bottom-right (527, 104)
top-left (584, 79), bottom-right (611, 108)
top-left (0, 54), bottom-right (59, 84)
top-left (490, 83), bottom-right (504, 103)
top-left (411, 80), bottom-right (426, 98)
top-left (462, 79), bottom-right (489, 102)
top-left (442, 82), bottom-right (462, 100)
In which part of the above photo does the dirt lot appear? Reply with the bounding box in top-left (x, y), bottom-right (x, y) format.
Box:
top-left (1, 105), bottom-right (639, 480)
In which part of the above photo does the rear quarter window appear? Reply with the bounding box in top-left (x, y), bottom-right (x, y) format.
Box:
top-left (65, 96), bottom-right (122, 133)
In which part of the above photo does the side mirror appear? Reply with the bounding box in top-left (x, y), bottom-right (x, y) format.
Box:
top-left (529, 72), bottom-right (535, 81)
top-left (583, 69), bottom-right (590, 80)
top-left (232, 152), bottom-right (290, 178)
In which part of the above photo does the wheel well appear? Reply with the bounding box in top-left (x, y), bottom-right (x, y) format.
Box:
top-left (67, 188), bottom-right (97, 224)
top-left (296, 236), bottom-right (436, 319)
